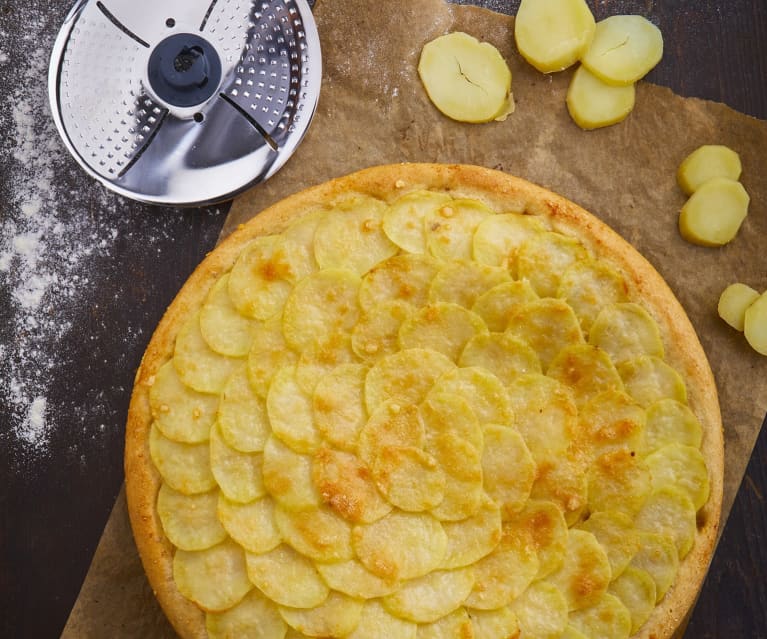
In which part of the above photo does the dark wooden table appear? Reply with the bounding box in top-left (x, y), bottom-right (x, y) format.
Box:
top-left (0, 1), bottom-right (765, 637)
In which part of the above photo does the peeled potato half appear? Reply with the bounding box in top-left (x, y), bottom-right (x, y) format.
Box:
top-left (581, 15), bottom-right (663, 86)
top-left (678, 177), bottom-right (750, 246)
top-left (566, 65), bottom-right (636, 130)
top-left (744, 292), bottom-right (767, 356)
top-left (677, 145), bottom-right (743, 195)
top-left (418, 32), bottom-right (513, 123)
top-left (718, 283), bottom-right (760, 332)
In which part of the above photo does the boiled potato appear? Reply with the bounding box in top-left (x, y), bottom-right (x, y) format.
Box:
top-left (581, 15), bottom-right (663, 86)
top-left (515, 0), bottom-right (595, 73)
top-left (418, 32), bottom-right (513, 123)
top-left (678, 177), bottom-right (750, 246)
top-left (718, 283), bottom-right (760, 331)
top-left (744, 291), bottom-right (767, 355)
top-left (678, 145), bottom-right (742, 195)
top-left (567, 65), bottom-right (635, 130)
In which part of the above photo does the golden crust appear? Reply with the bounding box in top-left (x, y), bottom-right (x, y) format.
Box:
top-left (125, 163), bottom-right (723, 639)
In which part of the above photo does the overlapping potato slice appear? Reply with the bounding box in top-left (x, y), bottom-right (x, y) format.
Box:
top-left (353, 511), bottom-right (448, 580)
top-left (279, 591), bottom-right (364, 637)
top-left (218, 365), bottom-right (270, 453)
top-left (429, 260), bottom-right (511, 308)
top-left (210, 422), bottom-right (266, 503)
top-left (262, 436), bottom-right (321, 511)
top-left (280, 209), bottom-right (323, 279)
top-left (245, 544), bottom-right (328, 608)
top-left (634, 487), bottom-right (697, 559)
top-left (718, 282), bottom-right (760, 332)
top-left (313, 447), bottom-right (392, 523)
top-left (174, 539), bottom-right (252, 612)
top-left (507, 374), bottom-right (576, 466)
top-left (425, 199), bottom-right (493, 261)
top-left (561, 625), bottom-right (590, 639)
top-left (558, 259), bottom-right (628, 331)
top-left (150, 423), bottom-right (216, 494)
top-left (576, 389), bottom-right (646, 456)
top-left (364, 348), bottom-right (455, 413)
top-left (157, 484), bottom-right (226, 551)
top-left (679, 177), bottom-right (750, 247)
top-left (205, 588), bottom-right (287, 639)
top-left (589, 303), bottom-right (664, 365)
top-left (174, 311), bottom-right (241, 394)
top-left (313, 194), bottom-right (396, 276)
top-left (473, 213), bottom-right (547, 274)
top-left (296, 333), bottom-right (358, 395)
top-left (353, 300), bottom-right (414, 360)
top-left (316, 559), bottom-right (401, 599)
top-left (511, 580), bottom-right (569, 639)
top-left (509, 499), bottom-right (568, 578)
top-left (677, 145), bottom-right (743, 195)
top-left (217, 495), bottom-right (281, 554)
top-left (382, 190), bottom-right (452, 254)
top-left (745, 291), bottom-right (767, 355)
top-left (609, 566), bottom-right (657, 634)
top-left (440, 499), bottom-right (502, 569)
top-left (246, 315), bottom-right (297, 397)
top-left (267, 365), bottom-right (320, 454)
top-left (577, 510), bottom-right (641, 579)
top-left (360, 254), bottom-right (441, 310)
top-left (149, 360), bottom-right (217, 444)
top-left (348, 599), bottom-right (417, 638)
top-left (619, 355), bottom-right (688, 407)
top-left (629, 531), bottom-right (679, 602)
top-left (312, 364), bottom-right (369, 452)
top-left (400, 302), bottom-right (487, 361)
top-left (568, 593), bottom-right (632, 639)
top-left (228, 236), bottom-right (295, 320)
top-left (547, 343), bottom-right (624, 407)
top-left (481, 425), bottom-right (535, 517)
top-left (373, 445), bottom-right (446, 512)
top-left (643, 398), bottom-right (703, 452)
top-left (421, 393), bottom-right (483, 451)
top-left (581, 15), bottom-right (663, 86)
top-left (428, 432), bottom-right (484, 521)
top-left (645, 443), bottom-right (710, 510)
top-left (566, 66), bottom-right (636, 130)
top-left (517, 231), bottom-right (589, 298)
top-left (506, 298), bottom-right (585, 370)
top-left (417, 607), bottom-right (473, 639)
top-left (429, 366), bottom-right (514, 426)
top-left (531, 453), bottom-right (588, 525)
top-left (469, 606), bottom-right (521, 638)
top-left (587, 449), bottom-right (652, 515)
top-left (282, 269), bottom-right (361, 350)
top-left (548, 529), bottom-right (611, 610)
top-left (274, 504), bottom-right (354, 562)
top-left (383, 567), bottom-right (475, 623)
top-left (515, 0), bottom-right (595, 72)
top-left (459, 332), bottom-right (541, 385)
top-left (200, 275), bottom-right (257, 357)
top-left (358, 400), bottom-right (425, 467)
top-left (471, 280), bottom-right (539, 331)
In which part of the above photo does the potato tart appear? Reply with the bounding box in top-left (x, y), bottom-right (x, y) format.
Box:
top-left (125, 164), bottom-right (723, 639)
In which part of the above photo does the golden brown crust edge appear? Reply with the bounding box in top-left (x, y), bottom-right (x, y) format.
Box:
top-left (124, 162), bottom-right (724, 639)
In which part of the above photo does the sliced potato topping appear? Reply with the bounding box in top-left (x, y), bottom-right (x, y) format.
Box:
top-left (150, 423), bottom-right (216, 495)
top-left (645, 443), bottom-right (710, 510)
top-left (643, 398), bottom-right (702, 452)
top-left (679, 177), bottom-right (750, 246)
top-left (577, 510), bottom-right (640, 579)
top-left (262, 436), bottom-right (320, 511)
top-left (581, 15), bottom-right (663, 86)
top-left (383, 190), bottom-right (452, 254)
top-left (459, 332), bottom-right (541, 385)
top-left (629, 531), bottom-right (679, 602)
top-left (428, 432), bottom-right (484, 522)
top-left (618, 355), bottom-right (688, 407)
top-left (278, 591), bottom-right (364, 637)
top-left (517, 231), bottom-right (589, 298)
top-left (473, 213), bottom-right (547, 274)
top-left (425, 199), bottom-right (493, 261)
top-left (566, 65), bottom-right (636, 130)
top-left (218, 365), bottom-right (270, 453)
top-left (399, 302), bottom-right (488, 361)
top-left (200, 274), bottom-right (257, 357)
top-left (157, 485), bottom-right (226, 551)
top-left (206, 588), bottom-right (286, 639)
top-left (469, 606), bottom-right (521, 638)
top-left (515, 0), bottom-right (596, 72)
top-left (439, 499), bottom-right (502, 569)
top-left (472, 280), bottom-right (539, 332)
top-left (316, 560), bottom-right (401, 599)
top-left (266, 365), bottom-right (320, 454)
top-left (481, 425), bottom-right (535, 517)
top-left (608, 566), bottom-right (657, 634)
top-left (429, 366), bottom-right (514, 426)
top-left (312, 363), bottom-right (368, 451)
top-left (245, 544), bottom-right (328, 608)
top-left (209, 422), bottom-right (266, 504)
top-left (383, 567), bottom-right (475, 623)
top-left (507, 499), bottom-right (568, 579)
top-left (372, 445), bottom-right (446, 512)
top-left (558, 259), bottom-right (628, 332)
top-left (418, 32), bottom-right (513, 123)
top-left (548, 529), bottom-right (611, 611)
top-left (273, 504), bottom-right (354, 562)
top-left (677, 145), bottom-right (743, 195)
top-left (217, 495), bottom-right (281, 554)
top-left (352, 300), bottom-right (414, 360)
top-left (417, 607), bottom-right (473, 639)
top-left (358, 400), bottom-right (426, 468)
top-left (587, 449), bottom-right (652, 515)
top-left (589, 303), bottom-right (664, 365)
top-left (718, 282), bottom-right (760, 332)
top-left (430, 260), bottom-right (511, 309)
top-left (547, 344), bottom-right (624, 407)
top-left (360, 254), bottom-right (441, 310)
top-left (348, 599), bottom-right (417, 638)
top-left (744, 291), bottom-right (767, 355)
top-left (634, 487), bottom-right (697, 559)
top-left (246, 315), bottom-right (296, 397)
top-left (511, 580), bottom-right (568, 639)
top-left (568, 593), bottom-right (632, 639)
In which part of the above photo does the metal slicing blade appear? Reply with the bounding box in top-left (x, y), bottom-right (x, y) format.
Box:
top-left (48, 0), bottom-right (321, 206)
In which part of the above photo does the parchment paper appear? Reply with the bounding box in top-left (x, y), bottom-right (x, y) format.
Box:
top-left (63, 0), bottom-right (767, 635)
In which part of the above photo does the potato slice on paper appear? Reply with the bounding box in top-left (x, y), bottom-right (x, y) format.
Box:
top-left (577, 510), bottom-right (640, 579)
top-left (630, 531), bottom-right (679, 602)
top-left (440, 499), bottom-right (502, 569)
top-left (472, 212), bottom-right (547, 274)
top-left (679, 177), bottom-right (750, 246)
top-left (471, 280), bottom-right (539, 332)
top-left (425, 199), bottom-right (493, 261)
top-left (348, 600), bottom-right (417, 639)
top-left (149, 423), bottom-right (216, 495)
top-left (245, 544), bottom-right (328, 609)
top-left (581, 15), bottom-right (663, 86)
top-left (589, 302), bottom-right (664, 365)
top-left (279, 592), bottom-right (364, 638)
top-left (469, 606), bottom-right (521, 639)
top-left (383, 567), bottom-right (475, 623)
top-left (515, 0), bottom-right (595, 72)
top-left (645, 443), bottom-right (710, 510)
top-left (718, 282), bottom-right (760, 332)
top-left (316, 560), bottom-right (401, 599)
top-left (382, 190), bottom-right (452, 254)
top-left (353, 511), bottom-right (448, 580)
top-left (481, 425), bottom-right (535, 517)
top-left (218, 364), bottom-right (270, 453)
top-left (157, 484), bottom-right (226, 552)
top-left (217, 495), bottom-right (281, 554)
top-left (744, 291), bottom-right (767, 355)
top-left (273, 503), bottom-right (354, 562)
top-left (548, 529), bottom-right (611, 611)
top-left (609, 566), bottom-right (657, 634)
top-left (634, 487), bottom-right (697, 559)
top-left (567, 65), bottom-right (636, 130)
top-left (643, 398), bottom-right (702, 452)
top-left (200, 274), bottom-right (257, 357)
top-left (418, 32), bottom-right (513, 123)
top-left (360, 253), bottom-right (441, 311)
top-left (206, 588), bottom-right (287, 639)
top-left (209, 422), bottom-right (266, 504)
top-left (511, 580), bottom-right (568, 639)
top-left (174, 539), bottom-right (252, 612)
top-left (568, 593), bottom-right (632, 639)
top-left (262, 435), bottom-right (321, 511)
top-left (677, 144), bottom-right (742, 195)
top-left (150, 360), bottom-right (217, 444)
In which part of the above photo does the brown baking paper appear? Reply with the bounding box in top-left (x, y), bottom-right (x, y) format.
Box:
top-left (63, 0), bottom-right (767, 636)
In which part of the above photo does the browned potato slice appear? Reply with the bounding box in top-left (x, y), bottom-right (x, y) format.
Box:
top-left (353, 300), bottom-right (415, 360)
top-left (578, 510), bottom-right (640, 579)
top-left (360, 254), bottom-right (441, 310)
top-left (517, 231), bottom-right (589, 298)
top-left (515, 0), bottom-right (596, 72)
top-left (217, 495), bottom-right (281, 554)
top-left (471, 280), bottom-right (539, 332)
top-left (418, 32), bottom-right (513, 123)
top-left (481, 424), bottom-right (535, 517)
top-left (587, 449), bottom-right (652, 515)
top-left (547, 344), bottom-right (624, 408)
top-left (266, 365), bottom-right (321, 454)
top-left (507, 499), bottom-right (568, 578)
top-left (718, 282), bottom-right (760, 332)
top-left (548, 529), bottom-right (611, 611)
top-left (428, 433), bottom-right (484, 522)
top-left (312, 364), bottom-right (368, 452)
top-left (218, 364), bottom-right (270, 453)
top-left (382, 190), bottom-right (452, 254)
top-left (566, 65), bottom-right (636, 130)
top-left (643, 398), bottom-right (702, 452)
top-left (245, 544), bottom-right (328, 609)
top-left (744, 291), bottom-right (767, 355)
top-left (677, 145), bottom-right (742, 195)
top-left (262, 435), bottom-right (321, 511)
top-left (630, 532), bottom-right (679, 602)
top-left (469, 606), bottom-right (521, 638)
top-left (645, 443), bottom-right (710, 510)
top-left (618, 355), bottom-right (688, 407)
top-left (209, 422), bottom-right (266, 504)
top-left (273, 504), bottom-right (354, 562)
top-left (429, 260), bottom-right (511, 308)
top-left (358, 401), bottom-right (425, 468)
top-left (679, 177), bottom-right (750, 246)
top-left (246, 315), bottom-right (296, 398)
top-left (372, 445), bottom-right (446, 512)
top-left (511, 580), bottom-right (568, 639)
top-left (428, 366), bottom-right (514, 426)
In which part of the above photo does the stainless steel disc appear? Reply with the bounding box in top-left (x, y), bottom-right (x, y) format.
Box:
top-left (49, 0), bottom-right (321, 206)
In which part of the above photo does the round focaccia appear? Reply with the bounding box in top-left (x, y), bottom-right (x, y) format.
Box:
top-left (125, 163), bottom-right (723, 639)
